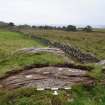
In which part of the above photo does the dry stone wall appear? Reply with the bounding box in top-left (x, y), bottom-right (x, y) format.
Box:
top-left (52, 42), bottom-right (99, 63)
top-left (27, 34), bottom-right (100, 63)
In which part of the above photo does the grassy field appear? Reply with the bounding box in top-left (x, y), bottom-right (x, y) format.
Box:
top-left (0, 29), bottom-right (67, 76)
top-left (0, 29), bottom-right (43, 60)
top-left (20, 28), bottom-right (105, 59)
top-left (0, 28), bottom-right (105, 105)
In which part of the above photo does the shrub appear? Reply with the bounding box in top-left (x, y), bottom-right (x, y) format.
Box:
top-left (83, 25), bottom-right (93, 32)
top-left (65, 25), bottom-right (77, 31)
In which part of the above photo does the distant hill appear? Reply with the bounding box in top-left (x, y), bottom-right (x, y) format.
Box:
top-left (0, 21), bottom-right (8, 27)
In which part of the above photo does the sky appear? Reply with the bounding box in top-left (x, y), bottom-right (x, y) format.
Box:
top-left (0, 0), bottom-right (105, 26)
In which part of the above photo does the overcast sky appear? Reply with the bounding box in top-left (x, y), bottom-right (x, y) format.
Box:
top-left (0, 0), bottom-right (105, 26)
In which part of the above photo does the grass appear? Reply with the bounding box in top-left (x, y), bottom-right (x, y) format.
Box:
top-left (0, 28), bottom-right (105, 105)
top-left (0, 88), bottom-right (52, 105)
top-left (88, 64), bottom-right (103, 80)
top-left (0, 29), bottom-right (44, 61)
top-left (0, 84), bottom-right (105, 105)
top-left (0, 52), bottom-right (66, 77)
top-left (20, 28), bottom-right (105, 59)
top-left (0, 88), bottom-right (66, 105)
top-left (0, 29), bottom-right (67, 76)
top-left (70, 84), bottom-right (105, 105)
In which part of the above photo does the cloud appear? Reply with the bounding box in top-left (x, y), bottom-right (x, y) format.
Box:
top-left (0, 0), bottom-right (105, 25)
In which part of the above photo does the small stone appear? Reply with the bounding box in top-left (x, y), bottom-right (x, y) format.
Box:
top-left (52, 91), bottom-right (58, 95)
top-left (43, 72), bottom-right (49, 75)
top-left (68, 69), bottom-right (72, 72)
top-left (37, 88), bottom-right (45, 91)
top-left (25, 75), bottom-right (33, 79)
top-left (68, 98), bottom-right (74, 102)
top-left (58, 68), bottom-right (63, 71)
top-left (51, 87), bottom-right (59, 90)
top-left (64, 87), bottom-right (72, 90)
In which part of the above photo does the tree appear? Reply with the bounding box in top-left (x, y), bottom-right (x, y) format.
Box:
top-left (17, 24), bottom-right (31, 29)
top-left (32, 25), bottom-right (36, 28)
top-left (8, 22), bottom-right (15, 26)
top-left (65, 25), bottom-right (77, 31)
top-left (62, 26), bottom-right (66, 30)
top-left (83, 25), bottom-right (93, 32)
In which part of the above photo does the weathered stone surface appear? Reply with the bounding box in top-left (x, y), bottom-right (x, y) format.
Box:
top-left (52, 42), bottom-right (99, 63)
top-left (15, 47), bottom-right (64, 55)
top-left (0, 66), bottom-right (94, 90)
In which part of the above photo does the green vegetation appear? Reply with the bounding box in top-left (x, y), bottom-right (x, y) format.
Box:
top-left (83, 25), bottom-right (93, 32)
top-left (70, 84), bottom-right (105, 105)
top-left (0, 88), bottom-right (52, 105)
top-left (0, 29), bottom-right (44, 60)
top-left (0, 84), bottom-right (105, 105)
top-left (88, 64), bottom-right (103, 80)
top-left (0, 27), bottom-right (105, 105)
top-left (0, 29), bottom-right (67, 76)
top-left (0, 52), bottom-right (66, 77)
top-left (20, 28), bottom-right (105, 59)
top-left (65, 25), bottom-right (77, 31)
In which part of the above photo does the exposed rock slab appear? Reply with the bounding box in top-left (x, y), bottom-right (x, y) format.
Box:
top-left (15, 47), bottom-right (64, 55)
top-left (0, 66), bottom-right (94, 90)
